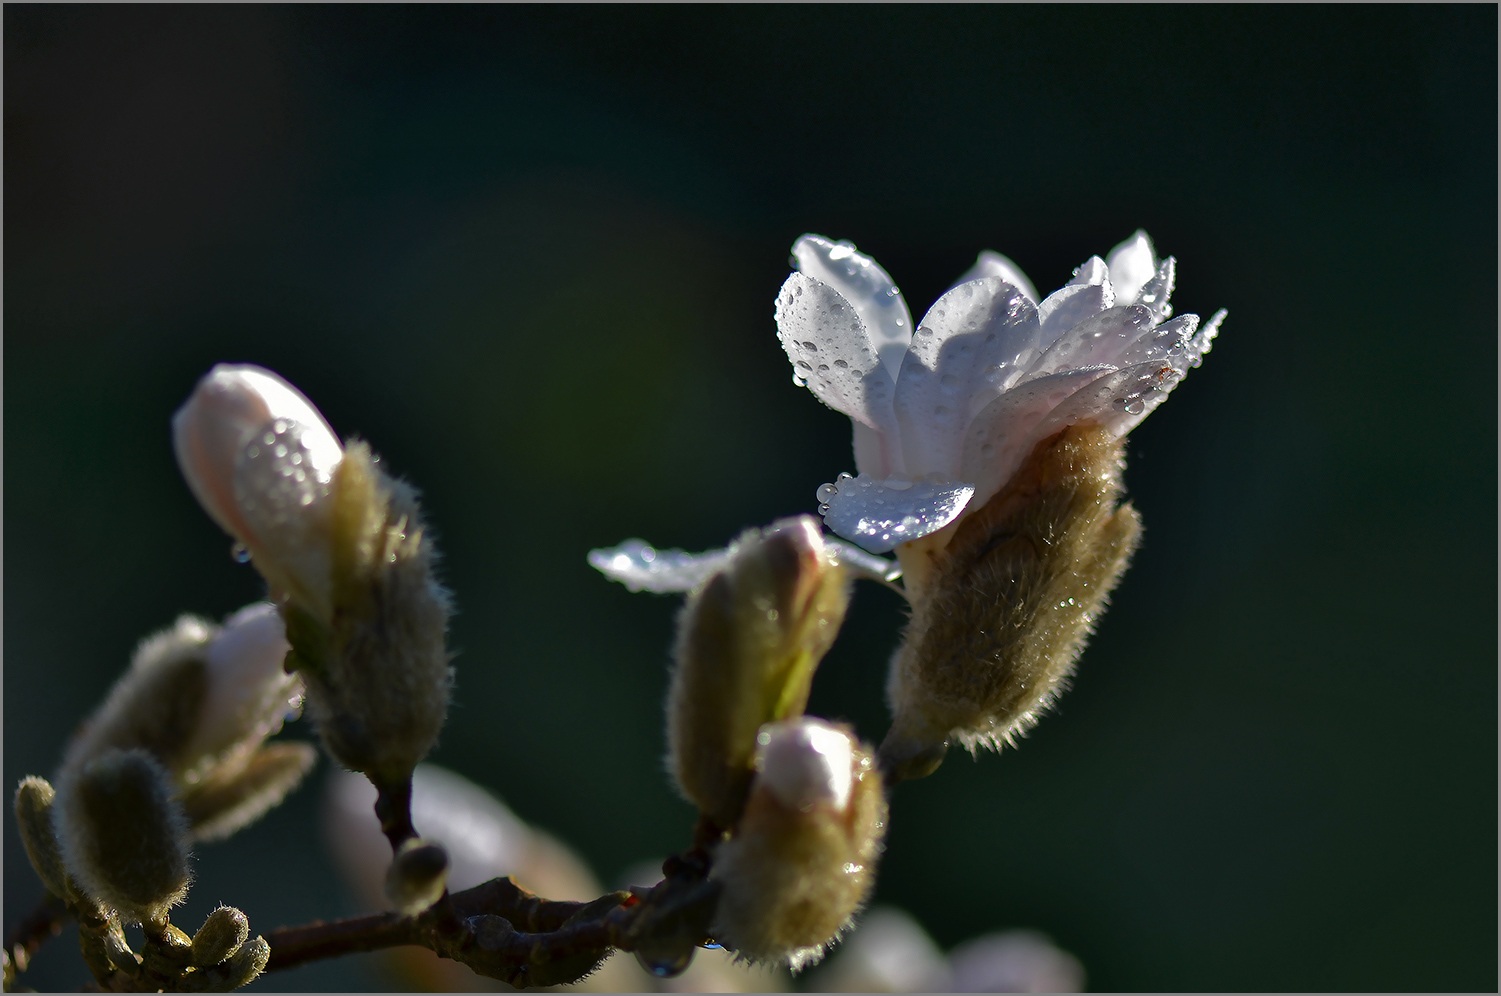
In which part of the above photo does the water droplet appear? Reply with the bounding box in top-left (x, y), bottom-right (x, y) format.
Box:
top-left (940, 374), bottom-right (961, 395)
top-left (231, 542), bottom-right (251, 564)
top-left (833, 359), bottom-right (849, 368)
top-left (816, 483), bottom-right (839, 502)
top-left (1124, 396), bottom-right (1145, 415)
top-left (836, 472), bottom-right (855, 483)
top-left (980, 443), bottom-right (995, 457)
top-left (801, 341), bottom-right (818, 351)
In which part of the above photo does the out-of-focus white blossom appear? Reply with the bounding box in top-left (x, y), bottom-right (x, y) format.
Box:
top-left (776, 232), bottom-right (1224, 558)
top-left (173, 363), bottom-right (344, 618)
top-left (812, 906), bottom-right (948, 992)
top-left (946, 930), bottom-right (1085, 993)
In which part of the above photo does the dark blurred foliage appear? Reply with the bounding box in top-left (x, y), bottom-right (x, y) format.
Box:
top-left (4, 5), bottom-right (1495, 991)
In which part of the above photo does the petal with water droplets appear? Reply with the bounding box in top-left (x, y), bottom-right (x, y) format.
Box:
top-left (1036, 257), bottom-right (1115, 345)
top-left (776, 272), bottom-right (903, 474)
top-left (820, 474), bottom-right (975, 555)
top-left (792, 235), bottom-right (912, 381)
top-left (587, 540), bottom-right (732, 594)
top-left (960, 367), bottom-right (1117, 507)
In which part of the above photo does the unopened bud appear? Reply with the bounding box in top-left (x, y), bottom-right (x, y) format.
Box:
top-left (182, 741), bottom-right (318, 843)
top-left (174, 365), bottom-right (451, 784)
top-left (385, 837), bottom-right (450, 915)
top-left (56, 748), bottom-right (191, 924)
top-left (173, 364), bottom-right (343, 618)
top-left (669, 516), bottom-right (850, 826)
top-left (216, 934), bottom-right (270, 992)
top-left (192, 906), bottom-right (250, 967)
top-left (881, 425), bottom-right (1141, 778)
top-left (14, 778), bottom-right (68, 899)
top-left (711, 719), bottom-right (887, 971)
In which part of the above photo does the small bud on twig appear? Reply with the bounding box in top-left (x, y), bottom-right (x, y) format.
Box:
top-left (668, 516), bottom-right (851, 827)
top-left (385, 838), bottom-right (450, 915)
top-left (192, 906), bottom-right (250, 967)
top-left (712, 718), bottom-right (887, 971)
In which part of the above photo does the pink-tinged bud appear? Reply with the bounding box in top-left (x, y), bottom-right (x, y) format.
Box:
top-left (173, 364), bottom-right (344, 618)
top-left (712, 718), bottom-right (886, 972)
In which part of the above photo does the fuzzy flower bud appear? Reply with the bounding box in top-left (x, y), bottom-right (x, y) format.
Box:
top-left (173, 364), bottom-right (452, 785)
top-left (57, 603), bottom-right (309, 842)
top-left (55, 748), bottom-right (192, 924)
top-left (667, 517), bottom-right (851, 827)
top-left (711, 719), bottom-right (887, 971)
top-left (879, 424), bottom-right (1140, 778)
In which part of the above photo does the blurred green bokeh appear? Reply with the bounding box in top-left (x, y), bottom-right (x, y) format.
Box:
top-left (5, 6), bottom-right (1495, 991)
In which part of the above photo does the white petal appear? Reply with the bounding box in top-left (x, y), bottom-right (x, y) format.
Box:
top-left (777, 272), bottom-right (904, 475)
top-left (1027, 304), bottom-right (1156, 377)
top-left (960, 367), bottom-right (1117, 507)
top-left (188, 603), bottom-right (300, 768)
top-left (1035, 256), bottom-right (1115, 345)
top-left (894, 278), bottom-right (1041, 478)
top-left (1135, 256), bottom-right (1176, 323)
top-left (1028, 360), bottom-right (1184, 442)
top-left (1111, 312), bottom-right (1199, 370)
top-left (1106, 230), bottom-right (1157, 305)
top-left (587, 539), bottom-right (733, 594)
top-left (792, 234), bottom-right (913, 380)
top-left (952, 250), bottom-right (1039, 303)
top-left (819, 473), bottom-right (975, 555)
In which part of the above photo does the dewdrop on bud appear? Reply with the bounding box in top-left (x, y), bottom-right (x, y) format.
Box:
top-left (879, 425), bottom-right (1141, 779)
top-left (385, 838), bottom-right (450, 915)
top-left (668, 516), bottom-right (851, 827)
top-left (192, 906), bottom-right (250, 967)
top-left (711, 719), bottom-right (887, 971)
top-left (14, 777), bottom-right (69, 900)
top-left (55, 748), bottom-right (191, 924)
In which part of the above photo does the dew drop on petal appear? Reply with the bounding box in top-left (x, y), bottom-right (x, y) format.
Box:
top-left (230, 542), bottom-right (251, 564)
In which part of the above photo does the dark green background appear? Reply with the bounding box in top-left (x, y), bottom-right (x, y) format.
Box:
top-left (5, 6), bottom-right (1496, 991)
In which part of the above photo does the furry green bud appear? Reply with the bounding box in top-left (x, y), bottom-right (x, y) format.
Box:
top-left (385, 837), bottom-right (450, 915)
top-left (288, 442), bottom-right (453, 784)
top-left (668, 516), bottom-right (851, 827)
top-left (880, 425), bottom-right (1141, 778)
top-left (14, 777), bottom-right (68, 899)
top-left (192, 906), bottom-right (250, 967)
top-left (711, 719), bottom-right (887, 971)
top-left (55, 748), bottom-right (191, 924)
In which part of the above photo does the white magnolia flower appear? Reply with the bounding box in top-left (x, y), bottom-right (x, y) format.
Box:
top-left (173, 364), bottom-right (345, 618)
top-left (777, 232), bottom-right (1224, 561)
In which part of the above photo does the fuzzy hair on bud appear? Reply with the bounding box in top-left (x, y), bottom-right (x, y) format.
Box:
top-left (219, 934), bottom-right (271, 991)
top-left (286, 441), bottom-right (453, 784)
top-left (711, 719), bottom-right (887, 971)
top-left (14, 777), bottom-right (69, 899)
top-left (880, 424), bottom-right (1141, 779)
top-left (385, 837), bottom-right (451, 915)
top-left (192, 906), bottom-right (250, 967)
top-left (667, 516), bottom-right (852, 828)
top-left (55, 748), bottom-right (192, 924)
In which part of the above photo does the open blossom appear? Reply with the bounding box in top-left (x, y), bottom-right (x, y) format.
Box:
top-left (777, 232), bottom-right (1225, 571)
